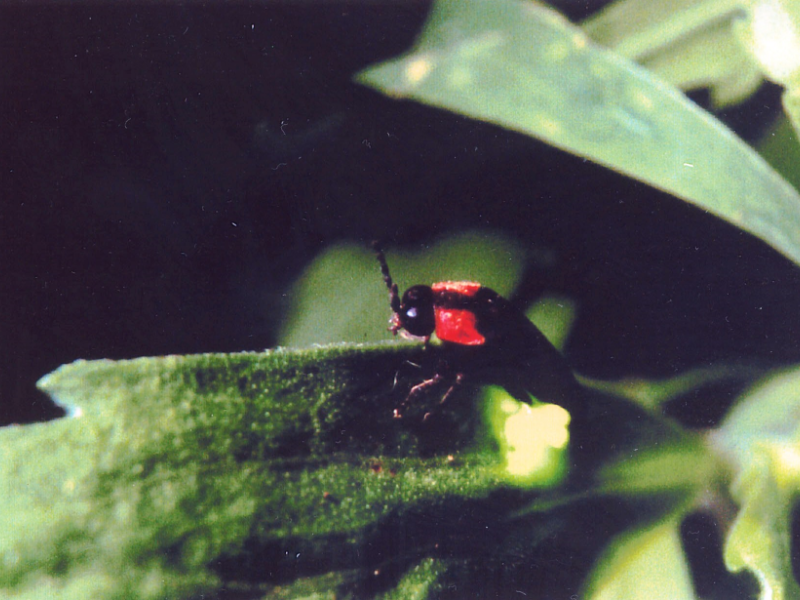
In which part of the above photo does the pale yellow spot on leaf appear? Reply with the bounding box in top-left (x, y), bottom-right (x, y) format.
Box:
top-left (572, 32), bottom-right (588, 49)
top-left (405, 57), bottom-right (433, 85)
top-left (770, 441), bottom-right (800, 488)
top-left (539, 117), bottom-right (561, 137)
top-left (633, 90), bottom-right (654, 111)
top-left (546, 41), bottom-right (570, 62)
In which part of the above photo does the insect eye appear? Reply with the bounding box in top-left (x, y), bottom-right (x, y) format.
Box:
top-left (399, 285), bottom-right (435, 337)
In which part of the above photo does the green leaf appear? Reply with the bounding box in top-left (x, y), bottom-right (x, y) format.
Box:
top-left (7, 346), bottom-right (516, 599)
top-left (713, 366), bottom-right (800, 600)
top-left (760, 114), bottom-right (800, 190)
top-left (722, 448), bottom-right (800, 600)
top-left (357, 0), bottom-right (800, 267)
top-left (10, 345), bottom-right (709, 598)
top-left (578, 362), bottom-right (766, 411)
top-left (716, 366), bottom-right (800, 462)
top-left (597, 442), bottom-right (716, 497)
top-left (583, 518), bottom-right (697, 600)
top-left (376, 558), bottom-right (452, 600)
top-left (581, 0), bottom-right (761, 107)
top-left (524, 295), bottom-right (577, 352)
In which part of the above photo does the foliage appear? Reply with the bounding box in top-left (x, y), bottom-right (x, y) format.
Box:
top-left (7, 0), bottom-right (800, 598)
top-left (358, 0), bottom-right (800, 266)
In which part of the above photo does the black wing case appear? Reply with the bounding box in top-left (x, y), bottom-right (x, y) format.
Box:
top-left (449, 287), bottom-right (583, 410)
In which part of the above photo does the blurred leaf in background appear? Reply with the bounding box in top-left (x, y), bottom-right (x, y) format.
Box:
top-left (760, 115), bottom-right (800, 189)
top-left (585, 0), bottom-right (800, 157)
top-left (711, 366), bottom-right (800, 600)
top-left (7, 339), bottom-right (705, 599)
top-left (358, 0), bottom-right (800, 269)
top-left (525, 295), bottom-right (577, 353)
top-left (584, 517), bottom-right (697, 600)
top-left (735, 0), bottom-right (800, 140)
top-left (582, 0), bottom-right (759, 107)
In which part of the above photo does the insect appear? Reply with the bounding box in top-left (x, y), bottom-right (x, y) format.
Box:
top-left (373, 242), bottom-right (582, 418)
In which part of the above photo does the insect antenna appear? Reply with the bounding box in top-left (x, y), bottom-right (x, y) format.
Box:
top-left (372, 240), bottom-right (401, 314)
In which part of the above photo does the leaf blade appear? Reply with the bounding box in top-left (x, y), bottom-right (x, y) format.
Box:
top-left (357, 0), bottom-right (800, 266)
top-left (584, 518), bottom-right (697, 600)
top-left (6, 347), bottom-right (509, 599)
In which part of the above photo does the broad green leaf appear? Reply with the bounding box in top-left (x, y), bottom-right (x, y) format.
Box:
top-left (357, 0), bottom-right (800, 267)
top-left (7, 346), bottom-right (524, 599)
top-left (279, 231), bottom-right (529, 347)
top-left (6, 343), bottom-right (705, 599)
top-left (587, 0), bottom-right (800, 141)
top-left (583, 518), bottom-right (697, 600)
top-left (713, 367), bottom-right (800, 600)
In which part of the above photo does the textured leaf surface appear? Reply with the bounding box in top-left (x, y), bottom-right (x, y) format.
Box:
top-left (5, 346), bottom-right (511, 599)
top-left (358, 0), bottom-right (800, 267)
top-left (6, 346), bottom-right (710, 599)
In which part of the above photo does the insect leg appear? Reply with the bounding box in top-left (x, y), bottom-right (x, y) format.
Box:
top-left (393, 373), bottom-right (446, 419)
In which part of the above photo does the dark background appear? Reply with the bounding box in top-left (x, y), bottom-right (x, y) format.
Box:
top-left (3, 1), bottom-right (799, 427)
